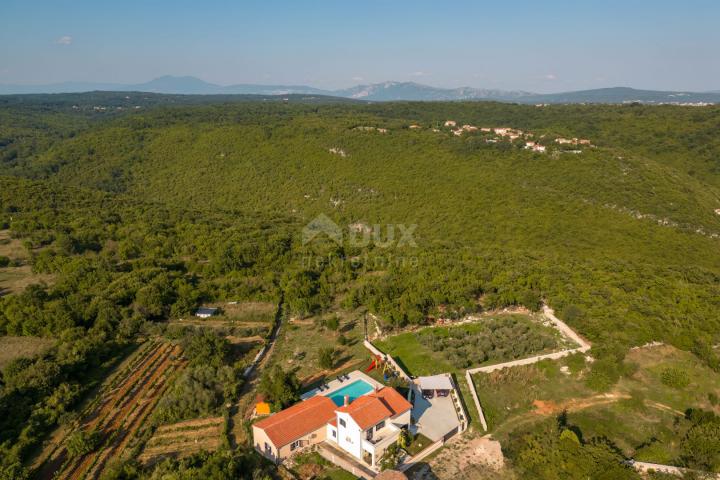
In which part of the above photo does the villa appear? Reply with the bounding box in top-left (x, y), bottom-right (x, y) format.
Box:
top-left (253, 371), bottom-right (412, 469)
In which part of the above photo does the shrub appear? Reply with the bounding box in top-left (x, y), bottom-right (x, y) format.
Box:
top-left (66, 428), bottom-right (101, 458)
top-left (0, 256), bottom-right (9, 267)
top-left (323, 316), bottom-right (340, 331)
top-left (318, 347), bottom-right (335, 370)
top-left (660, 367), bottom-right (690, 389)
top-left (563, 352), bottom-right (587, 375)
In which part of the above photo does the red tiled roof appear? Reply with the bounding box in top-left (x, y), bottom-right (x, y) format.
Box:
top-left (254, 396), bottom-right (336, 447)
top-left (336, 387), bottom-right (412, 430)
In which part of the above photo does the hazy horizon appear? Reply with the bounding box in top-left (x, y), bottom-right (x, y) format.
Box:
top-left (2, 0), bottom-right (719, 93)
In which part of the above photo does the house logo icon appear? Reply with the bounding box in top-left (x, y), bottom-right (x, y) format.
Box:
top-left (302, 214), bottom-right (343, 245)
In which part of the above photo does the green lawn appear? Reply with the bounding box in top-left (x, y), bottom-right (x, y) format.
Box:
top-left (405, 433), bottom-right (433, 456)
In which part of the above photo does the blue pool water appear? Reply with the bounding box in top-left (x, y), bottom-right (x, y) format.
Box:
top-left (326, 379), bottom-right (374, 406)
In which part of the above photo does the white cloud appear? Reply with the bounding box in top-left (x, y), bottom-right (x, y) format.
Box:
top-left (410, 71), bottom-right (427, 77)
top-left (55, 35), bottom-right (73, 45)
top-left (351, 76), bottom-right (364, 82)
top-left (544, 74), bottom-right (557, 80)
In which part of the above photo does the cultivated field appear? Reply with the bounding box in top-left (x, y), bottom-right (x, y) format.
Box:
top-left (0, 335), bottom-right (55, 370)
top-left (138, 416), bottom-right (225, 466)
top-left (34, 340), bottom-right (187, 480)
top-left (375, 314), bottom-right (563, 376)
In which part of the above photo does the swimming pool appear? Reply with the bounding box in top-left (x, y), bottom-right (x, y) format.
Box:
top-left (326, 379), bottom-right (374, 406)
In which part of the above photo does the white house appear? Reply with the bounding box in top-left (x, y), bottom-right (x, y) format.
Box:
top-left (327, 387), bottom-right (412, 468)
top-left (253, 379), bottom-right (411, 469)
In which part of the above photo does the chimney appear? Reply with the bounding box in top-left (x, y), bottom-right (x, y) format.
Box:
top-left (344, 395), bottom-right (350, 407)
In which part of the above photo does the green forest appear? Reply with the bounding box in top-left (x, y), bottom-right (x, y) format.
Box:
top-left (1, 92), bottom-right (719, 478)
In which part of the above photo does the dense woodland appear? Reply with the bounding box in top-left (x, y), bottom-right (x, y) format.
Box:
top-left (1, 93), bottom-right (719, 478)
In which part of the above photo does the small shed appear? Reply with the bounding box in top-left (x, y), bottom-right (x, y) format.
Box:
top-left (255, 401), bottom-right (271, 416)
top-left (417, 375), bottom-right (453, 398)
top-left (195, 307), bottom-right (219, 318)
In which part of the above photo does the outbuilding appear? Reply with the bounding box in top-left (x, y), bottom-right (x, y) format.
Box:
top-left (417, 374), bottom-right (453, 399)
top-left (195, 307), bottom-right (219, 318)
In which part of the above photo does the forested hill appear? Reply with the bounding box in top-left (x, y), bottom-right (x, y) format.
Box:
top-left (2, 96), bottom-right (720, 351)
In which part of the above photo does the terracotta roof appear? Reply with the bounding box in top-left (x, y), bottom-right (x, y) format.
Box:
top-left (336, 387), bottom-right (412, 430)
top-left (254, 396), bottom-right (336, 447)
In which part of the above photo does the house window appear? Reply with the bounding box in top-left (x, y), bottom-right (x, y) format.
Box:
top-left (290, 440), bottom-right (302, 451)
top-left (375, 421), bottom-right (386, 431)
top-left (339, 418), bottom-right (346, 427)
top-left (332, 429), bottom-right (336, 438)
top-left (264, 442), bottom-right (272, 454)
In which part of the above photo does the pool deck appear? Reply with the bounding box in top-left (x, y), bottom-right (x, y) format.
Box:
top-left (300, 370), bottom-right (383, 402)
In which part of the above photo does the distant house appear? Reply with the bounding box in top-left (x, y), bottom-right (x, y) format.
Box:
top-left (444, 120), bottom-right (457, 127)
top-left (195, 307), bottom-right (219, 318)
top-left (409, 124), bottom-right (422, 129)
top-left (480, 127), bottom-right (492, 132)
top-left (532, 145), bottom-right (547, 153)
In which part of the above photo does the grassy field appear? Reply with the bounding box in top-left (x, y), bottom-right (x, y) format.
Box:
top-left (212, 301), bottom-right (276, 323)
top-left (475, 345), bottom-right (720, 466)
top-left (270, 309), bottom-right (376, 387)
top-left (374, 313), bottom-right (563, 376)
top-left (0, 335), bottom-right (55, 370)
top-left (619, 344), bottom-right (720, 412)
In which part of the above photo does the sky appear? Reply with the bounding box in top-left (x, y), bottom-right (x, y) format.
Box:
top-left (1, 0), bottom-right (719, 93)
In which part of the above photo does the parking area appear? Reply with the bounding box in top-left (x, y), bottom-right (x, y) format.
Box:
top-left (411, 387), bottom-right (462, 442)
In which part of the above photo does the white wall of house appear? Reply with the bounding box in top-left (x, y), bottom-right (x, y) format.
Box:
top-left (391, 409), bottom-right (411, 427)
top-left (336, 411), bottom-right (363, 459)
top-left (326, 424), bottom-right (338, 443)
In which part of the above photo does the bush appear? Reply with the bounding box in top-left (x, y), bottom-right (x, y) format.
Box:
top-left (318, 347), bottom-right (335, 370)
top-left (322, 316), bottom-right (340, 331)
top-left (660, 367), bottom-right (690, 389)
top-left (563, 352), bottom-right (587, 375)
top-left (66, 428), bottom-right (101, 458)
top-left (0, 256), bottom-right (9, 267)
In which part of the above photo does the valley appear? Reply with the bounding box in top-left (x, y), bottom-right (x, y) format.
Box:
top-left (0, 94), bottom-right (719, 480)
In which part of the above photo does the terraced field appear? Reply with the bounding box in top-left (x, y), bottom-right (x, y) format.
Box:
top-left (138, 416), bottom-right (225, 466)
top-left (34, 340), bottom-right (187, 480)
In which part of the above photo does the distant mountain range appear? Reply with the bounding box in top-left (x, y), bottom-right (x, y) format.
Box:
top-left (1, 75), bottom-right (719, 104)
